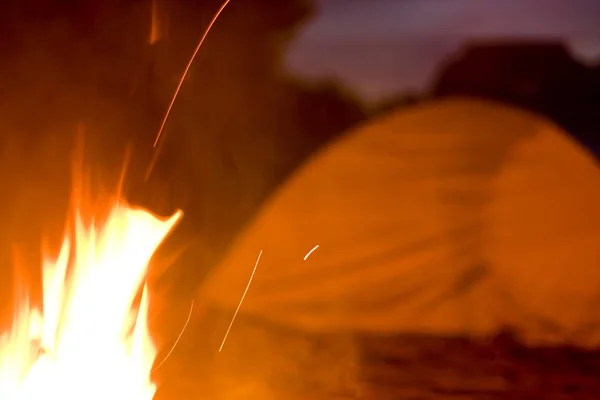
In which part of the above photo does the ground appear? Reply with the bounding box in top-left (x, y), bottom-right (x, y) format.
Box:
top-left (151, 304), bottom-right (600, 399)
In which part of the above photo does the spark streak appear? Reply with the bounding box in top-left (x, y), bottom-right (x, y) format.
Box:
top-left (145, 0), bottom-right (232, 180)
top-left (150, 300), bottom-right (195, 373)
top-left (303, 244), bottom-right (319, 260)
top-left (218, 250), bottom-right (262, 352)
top-left (150, 0), bottom-right (160, 44)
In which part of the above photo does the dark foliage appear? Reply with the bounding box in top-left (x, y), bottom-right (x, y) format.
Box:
top-left (431, 40), bottom-right (600, 156)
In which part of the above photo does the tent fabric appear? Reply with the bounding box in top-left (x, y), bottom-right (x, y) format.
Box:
top-left (197, 97), bottom-right (600, 348)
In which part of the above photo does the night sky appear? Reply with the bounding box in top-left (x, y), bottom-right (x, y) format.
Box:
top-left (286, 0), bottom-right (600, 103)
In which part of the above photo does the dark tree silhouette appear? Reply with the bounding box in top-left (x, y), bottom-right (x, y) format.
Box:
top-left (134, 0), bottom-right (366, 294)
top-left (432, 40), bottom-right (600, 156)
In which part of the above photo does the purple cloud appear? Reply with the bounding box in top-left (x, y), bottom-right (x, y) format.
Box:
top-left (286, 0), bottom-right (600, 102)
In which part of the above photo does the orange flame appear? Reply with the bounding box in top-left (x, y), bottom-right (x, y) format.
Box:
top-left (0, 192), bottom-right (181, 399)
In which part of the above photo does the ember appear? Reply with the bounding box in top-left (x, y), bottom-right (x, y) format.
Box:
top-left (0, 195), bottom-right (181, 400)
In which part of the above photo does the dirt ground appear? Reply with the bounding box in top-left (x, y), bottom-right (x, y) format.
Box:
top-left (151, 305), bottom-right (600, 399)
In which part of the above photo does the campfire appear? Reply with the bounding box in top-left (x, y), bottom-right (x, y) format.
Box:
top-left (0, 3), bottom-right (232, 397)
top-left (0, 173), bottom-right (182, 399)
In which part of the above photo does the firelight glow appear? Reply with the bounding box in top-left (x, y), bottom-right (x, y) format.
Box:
top-left (0, 198), bottom-right (182, 400)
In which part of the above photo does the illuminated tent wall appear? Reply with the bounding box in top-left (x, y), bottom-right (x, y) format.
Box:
top-left (198, 98), bottom-right (600, 348)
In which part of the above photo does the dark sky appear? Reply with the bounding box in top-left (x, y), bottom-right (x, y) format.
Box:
top-left (285, 0), bottom-right (600, 103)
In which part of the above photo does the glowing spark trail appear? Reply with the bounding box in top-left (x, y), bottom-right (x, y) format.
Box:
top-left (150, 0), bottom-right (160, 44)
top-left (304, 244), bottom-right (319, 260)
top-left (150, 300), bottom-right (195, 373)
top-left (218, 250), bottom-right (262, 352)
top-left (145, 0), bottom-right (231, 181)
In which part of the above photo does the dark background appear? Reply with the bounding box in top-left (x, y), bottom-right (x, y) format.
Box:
top-left (288, 0), bottom-right (600, 101)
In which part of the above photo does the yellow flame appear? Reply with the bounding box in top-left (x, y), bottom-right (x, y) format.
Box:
top-left (0, 199), bottom-right (182, 400)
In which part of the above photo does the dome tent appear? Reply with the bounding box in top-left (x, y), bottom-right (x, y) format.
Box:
top-left (197, 97), bottom-right (600, 348)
